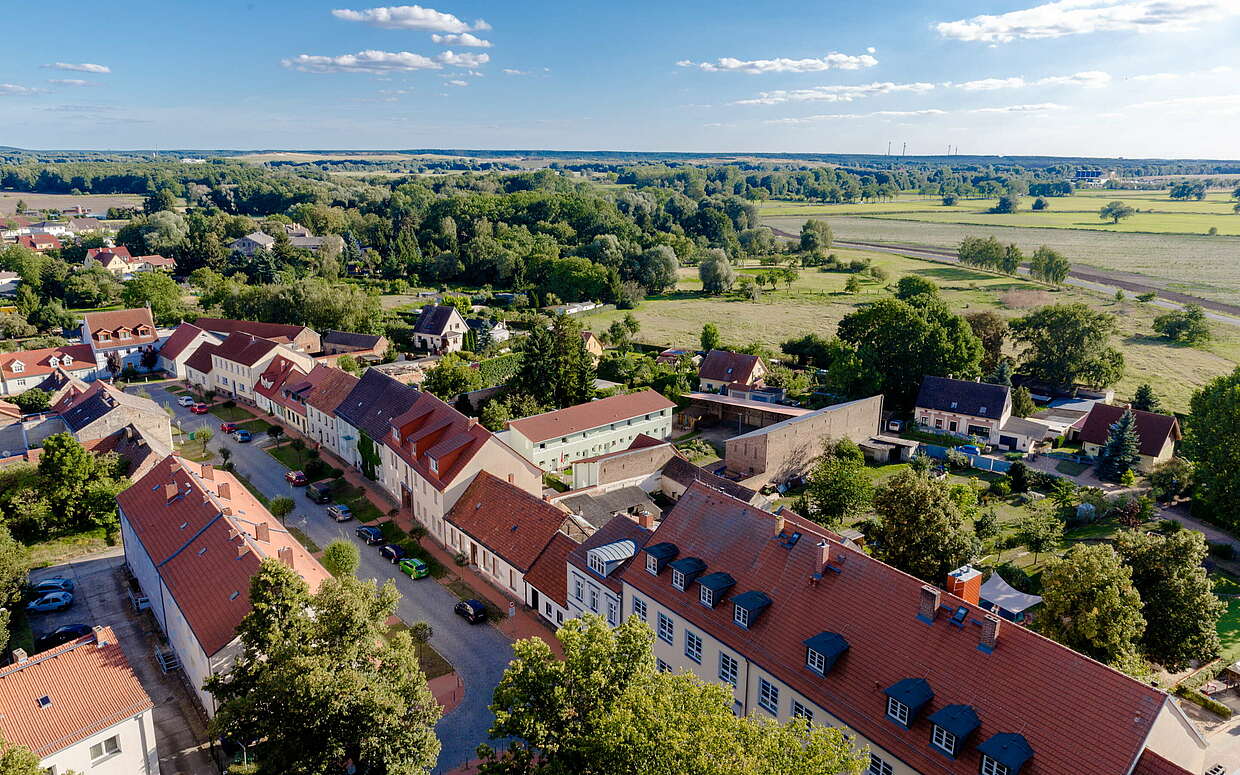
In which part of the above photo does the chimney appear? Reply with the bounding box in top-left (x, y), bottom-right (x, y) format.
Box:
top-left (93, 625), bottom-right (108, 647)
top-left (236, 544), bottom-right (249, 558)
top-left (981, 614), bottom-right (1001, 651)
top-left (163, 482), bottom-right (178, 501)
top-left (217, 481), bottom-right (231, 500)
top-left (12, 648), bottom-right (27, 663)
top-left (277, 545), bottom-right (294, 568)
top-left (200, 464), bottom-right (214, 480)
top-left (637, 510), bottom-right (655, 529)
top-left (947, 565), bottom-right (982, 607)
top-left (815, 540), bottom-right (830, 573)
top-left (255, 522), bottom-right (270, 543)
top-left (918, 585), bottom-right (941, 623)
top-left (467, 417), bottom-right (477, 428)
top-left (773, 513), bottom-right (785, 536)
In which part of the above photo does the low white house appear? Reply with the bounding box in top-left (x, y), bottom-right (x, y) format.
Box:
top-left (0, 626), bottom-right (158, 775)
top-left (502, 390), bottom-right (676, 470)
top-left (156, 323), bottom-right (221, 378)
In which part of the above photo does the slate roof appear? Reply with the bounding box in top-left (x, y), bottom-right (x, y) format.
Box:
top-left (158, 323), bottom-right (212, 360)
top-left (54, 381), bottom-right (163, 433)
top-left (335, 368), bottom-right (423, 442)
top-left (0, 343), bottom-right (94, 380)
top-left (698, 349), bottom-right (764, 384)
top-left (660, 454), bottom-right (759, 502)
top-left (1078, 403), bottom-right (1181, 458)
top-left (620, 482), bottom-right (1174, 775)
top-left (915, 375), bottom-right (1010, 418)
top-left (567, 513), bottom-right (653, 594)
top-left (559, 486), bottom-right (661, 529)
top-left (211, 332), bottom-right (281, 367)
top-left (413, 305), bottom-right (463, 336)
top-left (322, 330), bottom-right (383, 350)
top-left (0, 626), bottom-right (152, 758)
top-left (445, 471), bottom-right (568, 573)
top-left (117, 456), bottom-right (330, 656)
top-left (506, 390), bottom-right (675, 443)
top-left (520, 532), bottom-right (579, 608)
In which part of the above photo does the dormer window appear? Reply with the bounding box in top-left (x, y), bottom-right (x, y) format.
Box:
top-left (700, 587), bottom-right (713, 607)
top-left (10, 360), bottom-right (23, 373)
top-left (49, 356), bottom-right (59, 367)
top-left (883, 678), bottom-right (933, 729)
top-left (976, 733), bottom-right (1032, 775)
top-left (981, 758), bottom-right (1010, 775)
top-left (886, 697), bottom-right (910, 725)
top-left (672, 569), bottom-right (686, 589)
top-left (696, 571), bottom-right (735, 609)
top-left (950, 401), bottom-right (958, 409)
top-left (589, 555), bottom-right (606, 575)
top-left (62, 355), bottom-right (71, 365)
top-left (931, 726), bottom-right (957, 756)
top-left (926, 704), bottom-right (979, 760)
top-left (733, 605), bottom-right (749, 628)
top-left (646, 554), bottom-right (658, 574)
top-left (729, 590), bottom-right (771, 630)
top-left (979, 406), bottom-right (987, 414)
top-left (643, 542), bottom-right (678, 575)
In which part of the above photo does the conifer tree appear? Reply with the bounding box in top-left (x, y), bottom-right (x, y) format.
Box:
top-left (1097, 408), bottom-right (1141, 482)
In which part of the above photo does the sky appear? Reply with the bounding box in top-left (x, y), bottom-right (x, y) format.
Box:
top-left (1, 0), bottom-right (1239, 158)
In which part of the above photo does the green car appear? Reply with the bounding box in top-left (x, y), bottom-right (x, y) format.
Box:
top-left (398, 557), bottom-right (429, 579)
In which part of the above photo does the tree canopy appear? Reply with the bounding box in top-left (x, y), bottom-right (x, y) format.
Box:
top-left (1037, 544), bottom-right (1145, 666)
top-left (805, 439), bottom-right (873, 528)
top-left (868, 469), bottom-right (977, 583)
top-left (1183, 367), bottom-right (1240, 526)
top-left (1009, 303), bottom-right (1124, 388)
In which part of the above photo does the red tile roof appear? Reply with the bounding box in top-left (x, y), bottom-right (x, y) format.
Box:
top-left (568, 514), bottom-right (653, 594)
top-left (137, 254), bottom-right (175, 267)
top-left (621, 482), bottom-right (1173, 775)
top-left (86, 246), bottom-right (132, 262)
top-left (1131, 750), bottom-right (1196, 775)
top-left (445, 472), bottom-right (568, 572)
top-left (0, 626), bottom-right (152, 758)
top-left (523, 532), bottom-right (578, 607)
top-left (506, 390), bottom-right (675, 443)
top-left (304, 365), bottom-right (359, 415)
top-left (83, 307), bottom-right (158, 348)
top-left (184, 341), bottom-right (219, 375)
top-left (17, 234), bottom-right (60, 251)
top-left (195, 317), bottom-right (314, 345)
top-left (255, 355), bottom-right (306, 411)
top-left (386, 390), bottom-right (494, 489)
top-left (0, 343), bottom-right (95, 380)
top-left (698, 349), bottom-right (764, 384)
top-left (212, 331), bottom-right (281, 367)
top-left (1078, 403), bottom-right (1181, 458)
top-left (117, 456), bottom-right (330, 655)
top-left (158, 323), bottom-right (213, 360)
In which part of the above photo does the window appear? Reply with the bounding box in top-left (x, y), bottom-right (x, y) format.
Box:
top-left (573, 578), bottom-right (583, 602)
top-left (934, 418), bottom-right (942, 428)
top-left (886, 697), bottom-right (910, 726)
top-left (588, 586), bottom-right (599, 612)
top-left (867, 754), bottom-right (894, 775)
top-left (606, 598), bottom-right (618, 626)
top-left (632, 596), bottom-right (647, 621)
top-left (700, 586), bottom-right (714, 607)
top-left (89, 735), bottom-right (120, 762)
top-left (733, 605), bottom-right (750, 628)
top-left (806, 648), bottom-right (827, 675)
top-left (672, 569), bottom-right (686, 590)
top-left (589, 554), bottom-right (606, 576)
top-left (949, 421), bottom-right (958, 432)
top-left (656, 658), bottom-right (670, 673)
top-left (718, 652), bottom-right (739, 685)
top-left (980, 757), bottom-right (1010, 775)
top-left (657, 612), bottom-right (674, 644)
top-left (792, 700), bottom-right (813, 722)
top-left (646, 554), bottom-right (659, 574)
top-left (758, 678), bottom-right (779, 714)
top-left (685, 630), bottom-right (702, 663)
top-left (932, 725), bottom-right (958, 756)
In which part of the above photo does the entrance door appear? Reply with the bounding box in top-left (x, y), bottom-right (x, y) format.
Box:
top-left (531, 589), bottom-right (540, 611)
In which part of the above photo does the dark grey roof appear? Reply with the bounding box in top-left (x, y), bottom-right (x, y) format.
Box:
top-left (60, 386), bottom-right (161, 433)
top-left (661, 455), bottom-right (757, 503)
top-left (560, 486), bottom-right (661, 529)
top-left (926, 703), bottom-right (980, 739)
top-left (335, 369), bottom-right (422, 441)
top-left (915, 375), bottom-right (1010, 418)
top-left (322, 330), bottom-right (383, 349)
top-left (884, 677), bottom-right (934, 712)
top-left (413, 305), bottom-right (460, 336)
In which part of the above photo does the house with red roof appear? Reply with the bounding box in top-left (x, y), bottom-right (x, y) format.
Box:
top-left (156, 322), bottom-right (221, 378)
top-left (83, 246), bottom-right (135, 275)
top-left (0, 626), bottom-right (157, 775)
top-left (567, 513), bottom-right (654, 628)
top-left (502, 389), bottom-right (676, 470)
top-left (617, 482), bottom-right (1208, 775)
top-left (194, 332), bottom-right (316, 404)
top-left (524, 532), bottom-right (579, 627)
top-left (194, 317), bottom-right (321, 354)
top-left (117, 455), bottom-right (330, 716)
top-left (0, 343), bottom-right (96, 396)
top-left (1078, 403), bottom-right (1182, 472)
top-left (303, 365), bottom-right (358, 452)
top-left (697, 349), bottom-right (767, 393)
top-left (254, 355), bottom-right (310, 430)
top-left (79, 307), bottom-right (163, 376)
top-left (17, 233), bottom-right (61, 253)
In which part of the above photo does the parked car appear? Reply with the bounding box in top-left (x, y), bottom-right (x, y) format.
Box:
top-left (379, 544), bottom-right (406, 563)
top-left (190, 403), bottom-right (210, 414)
top-left (34, 623), bottom-right (93, 651)
top-left (306, 480), bottom-right (333, 504)
top-left (219, 422), bottom-right (239, 433)
top-left (177, 395), bottom-right (196, 407)
top-left (285, 470), bottom-right (307, 486)
top-left (327, 504), bottom-right (353, 522)
top-left (355, 525), bottom-right (384, 545)
top-left (398, 557), bottom-right (429, 579)
top-left (454, 599), bottom-right (487, 624)
top-left (233, 429), bottom-right (253, 443)
top-left (30, 577), bottom-right (75, 594)
top-left (959, 445), bottom-right (982, 456)
top-left (26, 591), bottom-right (73, 613)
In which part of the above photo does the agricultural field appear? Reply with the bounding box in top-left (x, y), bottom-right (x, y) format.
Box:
top-left (0, 191), bottom-right (143, 215)
top-left (580, 247), bottom-right (1240, 413)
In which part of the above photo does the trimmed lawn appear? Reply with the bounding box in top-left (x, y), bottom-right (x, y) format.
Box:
top-left (268, 443), bottom-right (314, 471)
top-left (1055, 460), bottom-right (1091, 476)
top-left (386, 622), bottom-right (454, 679)
top-left (209, 405), bottom-right (253, 422)
top-left (174, 440), bottom-right (215, 463)
top-left (237, 418), bottom-right (274, 434)
top-left (1214, 573), bottom-right (1240, 663)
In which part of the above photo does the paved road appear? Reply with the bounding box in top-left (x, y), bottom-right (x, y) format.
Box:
top-left (150, 387), bottom-right (511, 773)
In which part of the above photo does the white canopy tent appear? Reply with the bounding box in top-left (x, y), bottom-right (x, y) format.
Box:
top-left (980, 573), bottom-right (1042, 618)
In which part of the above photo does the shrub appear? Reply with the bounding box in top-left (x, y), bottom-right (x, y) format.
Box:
top-left (222, 399), bottom-right (236, 409)
top-left (1175, 686), bottom-right (1232, 719)
top-left (974, 510), bottom-right (1000, 541)
top-left (1158, 519), bottom-right (1183, 533)
top-left (453, 551), bottom-right (468, 566)
top-left (995, 561), bottom-right (1041, 594)
top-left (304, 459), bottom-right (330, 480)
top-left (945, 449), bottom-right (970, 469)
top-left (989, 479), bottom-right (1011, 498)
top-left (1008, 461), bottom-right (1029, 493)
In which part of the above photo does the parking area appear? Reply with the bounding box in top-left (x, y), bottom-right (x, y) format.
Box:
top-left (28, 551), bottom-right (216, 775)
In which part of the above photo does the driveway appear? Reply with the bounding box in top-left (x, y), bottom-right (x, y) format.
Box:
top-left (28, 551), bottom-right (216, 775)
top-left (143, 385), bottom-right (513, 774)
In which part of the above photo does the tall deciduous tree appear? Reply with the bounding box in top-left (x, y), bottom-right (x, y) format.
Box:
top-left (0, 525), bottom-right (29, 653)
top-left (700, 322), bottom-right (722, 353)
top-left (1099, 201), bottom-right (1135, 224)
top-left (422, 353), bottom-right (482, 400)
top-left (1016, 507), bottom-right (1063, 563)
top-left (698, 249), bottom-right (735, 294)
top-left (321, 539), bottom-right (360, 577)
top-left (1114, 529), bottom-right (1223, 670)
top-left (964, 310), bottom-right (1007, 374)
top-left (1009, 304), bottom-right (1124, 388)
top-left (806, 439), bottom-right (873, 528)
top-left (1037, 543), bottom-right (1145, 665)
top-left (1096, 408), bottom-right (1141, 482)
top-left (799, 219), bottom-right (833, 252)
top-left (121, 271), bottom-right (186, 324)
top-left (206, 560), bottom-right (441, 775)
top-left (1184, 367), bottom-right (1240, 526)
top-left (868, 469), bottom-right (977, 583)
top-left (1028, 246), bottom-right (1071, 285)
top-left (1153, 304), bottom-right (1210, 344)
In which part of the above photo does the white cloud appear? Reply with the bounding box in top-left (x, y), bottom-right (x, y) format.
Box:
top-left (936, 0), bottom-right (1239, 43)
top-left (955, 70), bottom-right (1111, 90)
top-left (768, 103), bottom-right (1066, 125)
top-left (447, 79), bottom-right (468, 87)
top-left (676, 51), bottom-right (878, 74)
top-left (970, 102), bottom-right (1068, 113)
top-left (1132, 65), bottom-right (1233, 81)
top-left (431, 33), bottom-right (491, 47)
top-left (282, 49), bottom-right (487, 73)
top-left (1128, 94), bottom-right (1240, 113)
top-left (0, 84), bottom-right (42, 96)
top-left (736, 81), bottom-right (935, 106)
top-left (43, 62), bottom-right (110, 73)
top-left (331, 5), bottom-right (488, 32)
top-left (502, 68), bottom-right (528, 76)
top-left (48, 79), bottom-right (96, 87)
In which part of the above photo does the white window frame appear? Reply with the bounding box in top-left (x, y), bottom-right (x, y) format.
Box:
top-left (89, 735), bottom-right (120, 762)
top-left (588, 585), bottom-right (599, 612)
top-left (757, 678), bottom-right (779, 714)
top-left (606, 598), bottom-right (618, 626)
top-left (932, 725), bottom-right (958, 756)
top-left (980, 756), bottom-right (1010, 775)
top-left (645, 554), bottom-right (658, 574)
top-left (806, 647), bottom-right (827, 675)
top-left (700, 586), bottom-right (714, 607)
top-left (685, 630), bottom-right (702, 663)
top-left (868, 754), bottom-right (894, 775)
top-left (671, 568), bottom-right (686, 590)
top-left (886, 697), bottom-right (910, 726)
top-left (792, 699), bottom-right (813, 721)
top-left (632, 596), bottom-right (647, 621)
top-left (657, 612), bottom-right (674, 644)
top-left (734, 604), bottom-right (750, 628)
top-left (718, 651), bottom-right (738, 686)
top-left (588, 554), bottom-right (606, 576)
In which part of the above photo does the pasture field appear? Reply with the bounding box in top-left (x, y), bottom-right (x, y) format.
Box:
top-left (0, 191), bottom-right (143, 215)
top-left (580, 247), bottom-right (1240, 413)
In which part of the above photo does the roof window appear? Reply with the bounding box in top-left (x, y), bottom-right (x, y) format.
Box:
top-left (802, 632), bottom-right (849, 676)
top-left (883, 678), bottom-right (933, 728)
top-left (927, 704), bottom-right (980, 758)
top-left (37, 695), bottom-right (52, 708)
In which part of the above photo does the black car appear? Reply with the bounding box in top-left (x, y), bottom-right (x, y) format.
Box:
top-left (306, 481), bottom-right (333, 504)
top-left (355, 526), bottom-right (384, 545)
top-left (34, 623), bottom-right (93, 652)
top-left (454, 599), bottom-right (487, 624)
top-left (379, 544), bottom-right (406, 563)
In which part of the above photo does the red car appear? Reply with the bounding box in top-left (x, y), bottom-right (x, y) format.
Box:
top-left (219, 422), bottom-right (239, 433)
top-left (190, 403), bottom-right (210, 415)
top-left (284, 470), bottom-right (307, 486)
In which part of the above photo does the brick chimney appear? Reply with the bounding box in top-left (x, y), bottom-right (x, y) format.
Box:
top-left (773, 513), bottom-right (785, 536)
top-left (947, 565), bottom-right (982, 606)
top-left (217, 481), bottom-right (231, 500)
top-left (236, 544), bottom-right (248, 558)
top-left (164, 482), bottom-right (178, 501)
top-left (277, 545), bottom-right (294, 568)
top-left (200, 464), bottom-right (214, 480)
top-left (918, 585), bottom-right (941, 623)
top-left (637, 510), bottom-right (655, 529)
top-left (815, 540), bottom-right (830, 573)
top-left (981, 614), bottom-right (1001, 651)
top-left (255, 522), bottom-right (270, 543)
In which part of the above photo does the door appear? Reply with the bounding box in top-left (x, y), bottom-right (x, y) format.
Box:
top-left (469, 542), bottom-right (478, 566)
top-left (531, 589), bottom-right (540, 611)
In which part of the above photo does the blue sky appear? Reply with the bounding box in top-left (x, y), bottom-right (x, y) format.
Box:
top-left (1, 0), bottom-right (1238, 157)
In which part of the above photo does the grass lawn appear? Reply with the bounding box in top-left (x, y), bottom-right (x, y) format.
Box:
top-left (268, 442), bottom-right (315, 471)
top-left (1055, 460), bottom-right (1091, 476)
top-left (1213, 573), bottom-right (1240, 663)
top-left (386, 622), bottom-right (455, 679)
top-left (237, 418), bottom-right (274, 434)
top-left (209, 405), bottom-right (253, 422)
top-left (174, 440), bottom-right (215, 463)
top-left (25, 528), bottom-right (110, 568)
